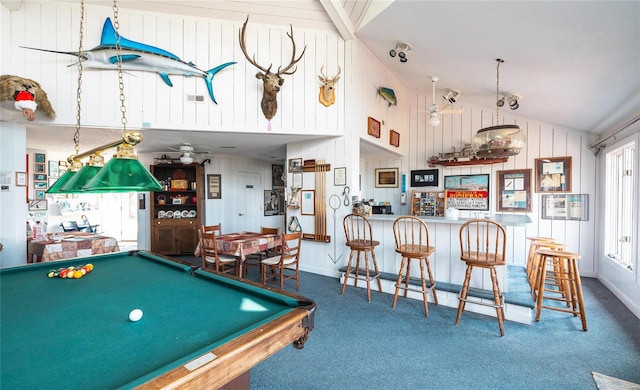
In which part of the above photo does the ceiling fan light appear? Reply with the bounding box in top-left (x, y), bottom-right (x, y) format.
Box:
top-left (180, 155), bottom-right (194, 164)
top-left (428, 114), bottom-right (440, 127)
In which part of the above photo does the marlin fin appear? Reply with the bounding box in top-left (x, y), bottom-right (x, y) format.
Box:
top-left (159, 73), bottom-right (173, 87)
top-left (100, 18), bottom-right (180, 60)
top-left (204, 61), bottom-right (236, 104)
top-left (107, 54), bottom-right (141, 64)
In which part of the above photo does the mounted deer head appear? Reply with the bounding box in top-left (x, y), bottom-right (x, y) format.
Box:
top-left (239, 16), bottom-right (306, 121)
top-left (318, 65), bottom-right (341, 107)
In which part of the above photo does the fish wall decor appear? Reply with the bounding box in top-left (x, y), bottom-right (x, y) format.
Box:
top-left (21, 18), bottom-right (235, 104)
top-left (378, 87), bottom-right (397, 107)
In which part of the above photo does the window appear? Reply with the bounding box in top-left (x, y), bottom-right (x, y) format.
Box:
top-left (605, 140), bottom-right (636, 270)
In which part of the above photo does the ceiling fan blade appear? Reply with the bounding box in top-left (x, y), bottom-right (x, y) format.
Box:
top-left (441, 109), bottom-right (464, 115)
top-left (437, 102), bottom-right (451, 112)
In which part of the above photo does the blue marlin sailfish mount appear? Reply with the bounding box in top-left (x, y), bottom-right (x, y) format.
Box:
top-left (239, 16), bottom-right (306, 123)
top-left (21, 18), bottom-right (235, 104)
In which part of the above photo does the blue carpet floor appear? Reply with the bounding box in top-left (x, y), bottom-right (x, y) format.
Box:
top-left (173, 256), bottom-right (640, 389)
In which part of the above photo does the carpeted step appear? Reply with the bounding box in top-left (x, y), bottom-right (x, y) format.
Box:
top-left (339, 264), bottom-right (534, 308)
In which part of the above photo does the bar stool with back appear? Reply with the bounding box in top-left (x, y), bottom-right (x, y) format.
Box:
top-left (341, 214), bottom-right (382, 302)
top-left (391, 216), bottom-right (438, 317)
top-left (455, 219), bottom-right (507, 336)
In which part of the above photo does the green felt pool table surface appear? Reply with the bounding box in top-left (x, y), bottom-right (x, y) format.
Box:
top-left (0, 251), bottom-right (315, 389)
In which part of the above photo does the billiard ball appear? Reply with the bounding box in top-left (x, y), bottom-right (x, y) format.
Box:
top-left (129, 309), bottom-right (143, 322)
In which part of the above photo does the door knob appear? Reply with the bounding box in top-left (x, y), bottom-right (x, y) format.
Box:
top-left (238, 213), bottom-right (244, 216)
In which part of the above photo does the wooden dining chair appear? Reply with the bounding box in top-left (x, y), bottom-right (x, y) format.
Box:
top-left (261, 231), bottom-right (302, 290)
top-left (244, 227), bottom-right (280, 276)
top-left (202, 224), bottom-right (222, 235)
top-left (455, 219), bottom-right (507, 336)
top-left (198, 228), bottom-right (239, 276)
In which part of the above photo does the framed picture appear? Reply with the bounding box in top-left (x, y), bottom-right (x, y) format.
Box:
top-left (390, 130), bottom-right (400, 147)
top-left (367, 117), bottom-right (381, 138)
top-left (496, 169), bottom-right (532, 212)
top-left (375, 168), bottom-right (399, 188)
top-left (15, 172), bottom-right (26, 187)
top-left (36, 190), bottom-right (46, 199)
top-left (292, 172), bottom-right (303, 189)
top-left (35, 153), bottom-right (46, 163)
top-left (28, 199), bottom-right (47, 211)
top-left (34, 174), bottom-right (47, 181)
top-left (264, 190), bottom-right (280, 216)
top-left (444, 174), bottom-right (490, 211)
top-left (288, 158), bottom-right (302, 173)
top-left (535, 156), bottom-right (571, 192)
top-left (34, 181), bottom-right (47, 189)
top-left (410, 169), bottom-right (438, 187)
top-left (207, 174), bottom-right (221, 199)
top-left (272, 164), bottom-right (285, 189)
top-left (301, 190), bottom-right (315, 215)
top-left (35, 163), bottom-right (46, 173)
top-left (334, 167), bottom-right (346, 186)
top-left (541, 194), bottom-right (589, 220)
top-left (48, 161), bottom-right (59, 177)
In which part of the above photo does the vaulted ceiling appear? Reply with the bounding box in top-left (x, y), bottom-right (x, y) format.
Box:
top-left (16, 0), bottom-right (640, 159)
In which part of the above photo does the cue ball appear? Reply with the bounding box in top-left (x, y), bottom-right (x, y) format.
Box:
top-left (129, 309), bottom-right (143, 322)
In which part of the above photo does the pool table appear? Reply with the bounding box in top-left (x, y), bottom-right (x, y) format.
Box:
top-left (0, 250), bottom-right (316, 389)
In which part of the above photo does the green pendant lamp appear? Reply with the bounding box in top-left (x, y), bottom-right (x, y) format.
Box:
top-left (58, 153), bottom-right (105, 193)
top-left (82, 141), bottom-right (162, 193)
top-left (46, 159), bottom-right (83, 194)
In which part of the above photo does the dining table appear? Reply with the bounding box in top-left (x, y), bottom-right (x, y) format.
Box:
top-left (27, 232), bottom-right (120, 263)
top-left (195, 231), bottom-right (282, 277)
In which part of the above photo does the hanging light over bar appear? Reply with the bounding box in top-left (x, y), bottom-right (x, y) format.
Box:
top-left (46, 159), bottom-right (83, 194)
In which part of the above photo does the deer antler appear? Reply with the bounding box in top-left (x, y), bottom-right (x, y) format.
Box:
top-left (277, 25), bottom-right (306, 76)
top-left (239, 16), bottom-right (271, 74)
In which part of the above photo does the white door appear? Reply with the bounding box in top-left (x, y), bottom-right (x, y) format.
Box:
top-left (233, 171), bottom-right (262, 232)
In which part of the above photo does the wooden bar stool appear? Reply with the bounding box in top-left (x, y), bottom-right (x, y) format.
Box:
top-left (342, 214), bottom-right (382, 302)
top-left (391, 216), bottom-right (438, 317)
top-left (525, 236), bottom-right (557, 284)
top-left (529, 240), bottom-right (568, 299)
top-left (455, 219), bottom-right (507, 336)
top-left (534, 249), bottom-right (588, 331)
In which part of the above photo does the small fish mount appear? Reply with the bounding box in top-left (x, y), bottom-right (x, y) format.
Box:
top-left (318, 65), bottom-right (341, 107)
top-left (239, 16), bottom-right (306, 125)
top-left (378, 86), bottom-right (397, 107)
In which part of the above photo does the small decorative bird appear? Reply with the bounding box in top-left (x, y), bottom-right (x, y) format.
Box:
top-left (1, 74), bottom-right (55, 121)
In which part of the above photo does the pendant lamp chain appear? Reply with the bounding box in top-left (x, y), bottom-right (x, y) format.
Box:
top-left (495, 58), bottom-right (503, 125)
top-left (112, 0), bottom-right (127, 133)
top-left (74, 0), bottom-right (85, 156)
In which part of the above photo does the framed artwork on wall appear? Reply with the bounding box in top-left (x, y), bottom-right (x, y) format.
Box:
top-left (207, 174), bottom-right (221, 199)
top-left (367, 117), bottom-right (381, 138)
top-left (301, 190), bottom-right (315, 215)
top-left (541, 194), bottom-right (588, 220)
top-left (535, 156), bottom-right (571, 192)
top-left (496, 169), bottom-right (532, 212)
top-left (375, 168), bottom-right (399, 188)
top-left (410, 169), bottom-right (438, 187)
top-left (390, 130), bottom-right (400, 147)
top-left (444, 174), bottom-right (490, 211)
top-left (272, 164), bottom-right (285, 189)
top-left (334, 167), bottom-right (346, 186)
top-left (15, 172), bottom-right (26, 187)
top-left (289, 158), bottom-right (302, 173)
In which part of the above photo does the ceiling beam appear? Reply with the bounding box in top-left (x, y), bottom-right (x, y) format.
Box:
top-left (319, 0), bottom-right (355, 40)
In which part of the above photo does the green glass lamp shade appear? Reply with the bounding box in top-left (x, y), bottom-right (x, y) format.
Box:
top-left (46, 170), bottom-right (77, 194)
top-left (59, 165), bottom-right (103, 193)
top-left (82, 158), bottom-right (162, 193)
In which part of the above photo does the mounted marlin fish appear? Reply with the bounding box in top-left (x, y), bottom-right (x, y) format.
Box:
top-left (21, 18), bottom-right (235, 104)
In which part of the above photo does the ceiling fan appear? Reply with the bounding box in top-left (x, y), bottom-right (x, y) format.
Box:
top-left (167, 143), bottom-right (212, 164)
top-left (424, 76), bottom-right (463, 127)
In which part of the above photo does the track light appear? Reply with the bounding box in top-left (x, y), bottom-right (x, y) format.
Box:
top-left (389, 41), bottom-right (412, 63)
top-left (442, 89), bottom-right (460, 104)
top-left (497, 94), bottom-right (520, 110)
